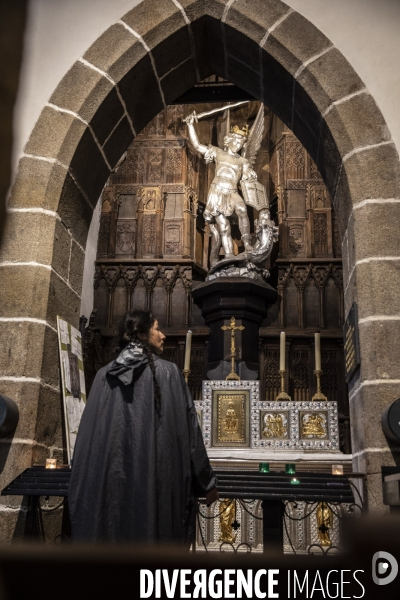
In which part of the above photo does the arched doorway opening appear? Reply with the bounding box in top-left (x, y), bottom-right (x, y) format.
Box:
top-left (2, 0), bottom-right (400, 522)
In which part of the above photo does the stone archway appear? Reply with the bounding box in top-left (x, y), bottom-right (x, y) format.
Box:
top-left (1, 0), bottom-right (400, 523)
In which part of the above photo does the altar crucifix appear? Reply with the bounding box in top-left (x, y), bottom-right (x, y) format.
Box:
top-left (221, 317), bottom-right (245, 380)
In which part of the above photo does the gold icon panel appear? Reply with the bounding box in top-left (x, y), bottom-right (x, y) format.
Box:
top-left (260, 411), bottom-right (289, 439)
top-left (212, 390), bottom-right (250, 447)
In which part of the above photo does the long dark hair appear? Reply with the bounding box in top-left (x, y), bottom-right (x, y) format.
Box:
top-left (118, 309), bottom-right (161, 414)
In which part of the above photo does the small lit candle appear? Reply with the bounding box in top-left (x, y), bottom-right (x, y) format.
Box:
top-left (184, 330), bottom-right (192, 371)
top-left (332, 464), bottom-right (343, 475)
top-left (46, 458), bottom-right (57, 469)
top-left (280, 332), bottom-right (286, 371)
top-left (290, 478), bottom-right (300, 485)
top-left (315, 332), bottom-right (321, 371)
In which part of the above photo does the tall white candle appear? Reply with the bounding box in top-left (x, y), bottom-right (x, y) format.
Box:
top-left (280, 332), bottom-right (286, 371)
top-left (184, 330), bottom-right (192, 371)
top-left (315, 332), bottom-right (321, 371)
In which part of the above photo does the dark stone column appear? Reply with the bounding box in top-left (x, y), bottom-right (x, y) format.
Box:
top-left (192, 278), bottom-right (277, 378)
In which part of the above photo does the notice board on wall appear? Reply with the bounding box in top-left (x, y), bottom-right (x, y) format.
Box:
top-left (57, 316), bottom-right (86, 464)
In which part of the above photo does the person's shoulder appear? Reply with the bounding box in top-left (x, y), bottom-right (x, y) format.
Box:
top-left (154, 357), bottom-right (179, 372)
top-left (154, 357), bottom-right (183, 379)
top-left (94, 360), bottom-right (116, 382)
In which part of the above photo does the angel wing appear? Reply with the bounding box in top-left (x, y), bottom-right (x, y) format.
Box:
top-left (242, 104), bottom-right (264, 166)
top-left (217, 105), bottom-right (231, 150)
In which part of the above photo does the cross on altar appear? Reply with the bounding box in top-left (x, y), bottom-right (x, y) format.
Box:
top-left (221, 316), bottom-right (245, 380)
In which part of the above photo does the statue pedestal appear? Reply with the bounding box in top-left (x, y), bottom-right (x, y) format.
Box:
top-left (192, 277), bottom-right (276, 378)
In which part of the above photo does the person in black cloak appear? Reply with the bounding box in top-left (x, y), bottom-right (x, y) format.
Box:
top-left (68, 309), bottom-right (218, 544)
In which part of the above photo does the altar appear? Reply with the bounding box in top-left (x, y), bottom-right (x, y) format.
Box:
top-left (194, 379), bottom-right (354, 554)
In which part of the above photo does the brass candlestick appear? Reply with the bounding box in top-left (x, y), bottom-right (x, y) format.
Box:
top-left (275, 369), bottom-right (291, 401)
top-left (182, 369), bottom-right (190, 384)
top-left (221, 316), bottom-right (244, 381)
top-left (312, 369), bottom-right (328, 401)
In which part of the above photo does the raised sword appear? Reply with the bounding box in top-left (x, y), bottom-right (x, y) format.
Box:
top-left (183, 100), bottom-right (249, 123)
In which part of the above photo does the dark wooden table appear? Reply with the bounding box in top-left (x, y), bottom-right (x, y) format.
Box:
top-left (2, 467), bottom-right (355, 549)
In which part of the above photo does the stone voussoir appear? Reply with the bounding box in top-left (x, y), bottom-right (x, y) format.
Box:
top-left (52, 219), bottom-right (72, 281)
top-left (49, 60), bottom-right (114, 125)
top-left (224, 25), bottom-right (261, 70)
top-left (34, 384), bottom-right (64, 449)
top-left (117, 54), bottom-right (164, 137)
top-left (350, 381), bottom-right (400, 453)
top-left (227, 55), bottom-right (261, 100)
top-left (226, 0), bottom-right (290, 45)
top-left (0, 265), bottom-right (51, 321)
top-left (82, 23), bottom-right (148, 84)
top-left (0, 322), bottom-right (47, 382)
top-left (336, 143), bottom-right (400, 209)
top-left (57, 173), bottom-right (93, 249)
top-left (68, 239), bottom-right (85, 296)
top-left (263, 11), bottom-right (331, 77)
top-left (46, 269), bottom-right (81, 330)
top-left (358, 319), bottom-right (400, 382)
top-left (323, 93), bottom-right (392, 159)
top-left (121, 0), bottom-right (186, 55)
top-left (160, 58), bottom-right (198, 105)
top-left (353, 201), bottom-right (400, 261)
top-left (295, 48), bottom-right (365, 116)
top-left (355, 260), bottom-right (400, 318)
top-left (0, 211), bottom-right (58, 268)
top-left (179, 0), bottom-right (230, 22)
top-left (24, 105), bottom-right (88, 167)
top-left (0, 380), bottom-right (42, 444)
top-left (8, 157), bottom-right (68, 211)
top-left (187, 16), bottom-right (214, 81)
top-left (69, 128), bottom-right (110, 205)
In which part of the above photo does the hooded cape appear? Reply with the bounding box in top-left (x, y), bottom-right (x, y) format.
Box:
top-left (68, 344), bottom-right (216, 543)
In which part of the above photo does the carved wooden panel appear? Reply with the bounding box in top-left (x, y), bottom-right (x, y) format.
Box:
top-left (290, 347), bottom-right (310, 402)
top-left (288, 222), bottom-right (306, 256)
top-left (112, 277), bottom-right (127, 325)
top-left (324, 277), bottom-right (340, 329)
top-left (97, 214), bottom-right (111, 257)
top-left (131, 277), bottom-right (147, 311)
top-left (284, 277), bottom-right (298, 329)
top-left (285, 138), bottom-right (305, 179)
top-left (116, 221), bottom-right (136, 256)
top-left (164, 222), bottom-right (181, 255)
top-left (263, 347), bottom-right (280, 402)
top-left (147, 110), bottom-right (165, 137)
top-left (162, 346), bottom-right (178, 364)
top-left (170, 278), bottom-right (187, 328)
top-left (142, 214), bottom-right (156, 255)
top-left (287, 189), bottom-right (306, 218)
top-left (166, 148), bottom-right (183, 184)
top-left (167, 105), bottom-right (185, 137)
top-left (93, 278), bottom-right (109, 328)
top-left (189, 346), bottom-right (205, 400)
top-left (314, 212), bottom-right (328, 255)
top-left (130, 148), bottom-right (146, 183)
top-left (147, 149), bottom-right (164, 183)
top-left (152, 278), bottom-right (167, 326)
top-left (304, 278), bottom-right (319, 329)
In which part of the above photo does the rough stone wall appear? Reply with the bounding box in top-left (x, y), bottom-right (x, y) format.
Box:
top-left (1, 0), bottom-right (399, 541)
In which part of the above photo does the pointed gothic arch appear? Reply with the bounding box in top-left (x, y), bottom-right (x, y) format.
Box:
top-left (2, 0), bottom-right (400, 512)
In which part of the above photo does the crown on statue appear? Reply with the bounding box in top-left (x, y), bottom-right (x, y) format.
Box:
top-left (231, 124), bottom-right (249, 138)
